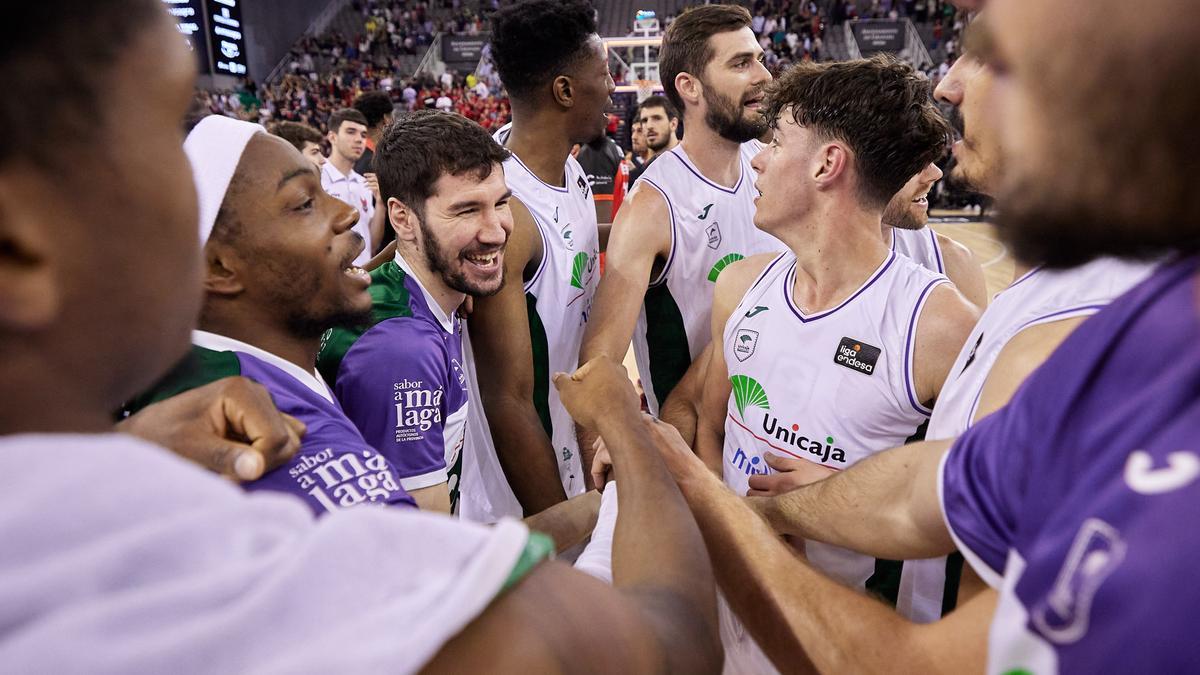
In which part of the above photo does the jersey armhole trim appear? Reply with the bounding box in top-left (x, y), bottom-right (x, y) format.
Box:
top-left (522, 210), bottom-right (552, 293)
top-left (937, 447), bottom-right (1005, 589)
top-left (501, 531), bottom-right (555, 591)
top-left (904, 277), bottom-right (951, 416)
top-left (962, 303), bottom-right (1106, 423)
top-left (929, 228), bottom-right (945, 274)
top-left (399, 467), bottom-right (450, 491)
top-left (640, 177), bottom-right (677, 288)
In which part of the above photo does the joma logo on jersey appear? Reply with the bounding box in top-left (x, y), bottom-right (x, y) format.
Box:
top-left (833, 337), bottom-right (881, 375)
top-left (731, 448), bottom-right (769, 476)
top-left (762, 416), bottom-right (847, 463)
top-left (394, 385), bottom-right (444, 436)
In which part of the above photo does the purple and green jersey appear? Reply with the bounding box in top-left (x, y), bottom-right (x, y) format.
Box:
top-left (318, 255), bottom-right (469, 513)
top-left (124, 333), bottom-right (415, 514)
top-left (939, 254), bottom-right (1200, 672)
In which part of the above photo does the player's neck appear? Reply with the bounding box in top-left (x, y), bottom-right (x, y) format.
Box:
top-left (880, 222), bottom-right (894, 248)
top-left (678, 122), bottom-right (742, 189)
top-left (396, 248), bottom-right (466, 319)
top-left (505, 110), bottom-right (573, 188)
top-left (328, 151), bottom-right (354, 176)
top-left (198, 312), bottom-right (320, 376)
top-left (785, 205), bottom-right (891, 314)
top-left (0, 357), bottom-right (114, 434)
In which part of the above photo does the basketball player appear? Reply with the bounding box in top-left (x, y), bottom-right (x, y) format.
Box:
top-left (596, 0), bottom-right (1200, 670)
top-left (0, 4), bottom-right (719, 669)
top-left (322, 108), bottom-right (385, 264)
top-left (269, 120), bottom-right (326, 169)
top-left (883, 162), bottom-right (988, 308)
top-left (464, 0), bottom-right (614, 516)
top-left (638, 94), bottom-right (680, 155)
top-left (126, 115), bottom-right (416, 513)
top-left (581, 4), bottom-right (782, 450)
top-left (694, 55), bottom-right (977, 670)
top-left (317, 110), bottom-right (511, 514)
top-left (748, 15), bottom-right (1156, 619)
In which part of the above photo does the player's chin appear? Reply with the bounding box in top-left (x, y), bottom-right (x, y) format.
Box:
top-left (460, 264), bottom-right (506, 297)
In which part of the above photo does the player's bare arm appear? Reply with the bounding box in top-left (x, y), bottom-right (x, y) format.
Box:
top-left (432, 357), bottom-right (722, 673)
top-left (754, 438), bottom-right (956, 560)
top-left (658, 341), bottom-right (712, 448)
top-left (937, 233), bottom-right (989, 309)
top-left (913, 284), bottom-right (981, 407)
top-left (694, 254), bottom-right (774, 472)
top-left (407, 483), bottom-right (452, 513)
top-left (576, 183), bottom-right (672, 476)
top-left (522, 490), bottom-right (601, 553)
top-left (971, 316), bottom-right (1087, 423)
top-left (640, 420), bottom-right (989, 673)
top-left (470, 197), bottom-right (567, 514)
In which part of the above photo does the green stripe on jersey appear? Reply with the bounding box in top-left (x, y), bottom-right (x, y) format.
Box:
top-left (502, 531), bottom-right (555, 591)
top-left (525, 292), bottom-right (553, 439)
top-left (643, 284), bottom-right (691, 408)
top-left (317, 261), bottom-right (414, 386)
top-left (120, 346), bottom-right (241, 417)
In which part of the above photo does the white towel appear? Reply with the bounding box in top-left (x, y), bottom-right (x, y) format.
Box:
top-left (183, 115), bottom-right (264, 245)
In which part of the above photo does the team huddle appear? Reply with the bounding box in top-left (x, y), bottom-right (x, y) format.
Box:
top-left (3, 0), bottom-right (1200, 672)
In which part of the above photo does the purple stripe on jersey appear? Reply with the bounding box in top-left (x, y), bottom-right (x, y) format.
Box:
top-left (929, 227), bottom-right (945, 274)
top-left (783, 252), bottom-right (898, 323)
top-left (904, 278), bottom-right (949, 416)
top-left (961, 303), bottom-right (1107, 426)
top-left (509, 153), bottom-right (568, 193)
top-left (748, 252), bottom-right (790, 296)
top-left (666, 147), bottom-right (744, 195)
top-left (639, 177), bottom-right (678, 288)
top-left (1001, 265), bottom-right (1044, 294)
top-left (522, 210), bottom-right (552, 293)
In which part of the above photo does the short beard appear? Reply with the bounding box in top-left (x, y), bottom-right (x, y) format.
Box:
top-left (882, 200), bottom-right (925, 231)
top-left (998, 172), bottom-right (1196, 269)
top-left (420, 217), bottom-right (505, 297)
top-left (703, 84), bottom-right (767, 143)
top-left (269, 268), bottom-right (372, 340)
top-left (647, 132), bottom-right (672, 152)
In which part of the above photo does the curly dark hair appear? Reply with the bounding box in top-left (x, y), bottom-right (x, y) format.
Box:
top-left (353, 91), bottom-right (394, 129)
top-left (659, 4), bottom-right (753, 113)
top-left (375, 110), bottom-right (510, 218)
top-left (765, 55), bottom-right (951, 208)
top-left (490, 0), bottom-right (597, 98)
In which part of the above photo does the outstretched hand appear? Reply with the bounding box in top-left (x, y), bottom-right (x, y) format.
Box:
top-left (745, 452), bottom-right (837, 497)
top-left (118, 377), bottom-right (305, 481)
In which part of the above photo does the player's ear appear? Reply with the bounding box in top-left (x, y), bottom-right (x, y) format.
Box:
top-left (0, 168), bottom-right (61, 331)
top-left (812, 142), bottom-right (849, 190)
top-left (202, 240), bottom-right (246, 296)
top-left (675, 71), bottom-right (702, 107)
top-left (389, 197), bottom-right (420, 243)
top-left (552, 75), bottom-right (574, 109)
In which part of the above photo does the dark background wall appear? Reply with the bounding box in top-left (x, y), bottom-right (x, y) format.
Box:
top-left (241, 0), bottom-right (333, 80)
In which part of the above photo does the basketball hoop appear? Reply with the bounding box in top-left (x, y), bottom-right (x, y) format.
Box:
top-left (635, 79), bottom-right (659, 103)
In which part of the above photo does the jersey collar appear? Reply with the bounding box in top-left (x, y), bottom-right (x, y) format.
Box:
top-left (191, 330), bottom-right (335, 403)
top-left (320, 160), bottom-right (362, 184)
top-left (393, 252), bottom-right (457, 333)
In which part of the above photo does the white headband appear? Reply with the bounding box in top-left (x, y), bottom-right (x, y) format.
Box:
top-left (184, 115), bottom-right (266, 245)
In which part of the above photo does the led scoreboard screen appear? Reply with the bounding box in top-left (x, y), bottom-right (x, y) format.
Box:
top-left (163, 0), bottom-right (211, 74)
top-left (163, 0), bottom-right (249, 77)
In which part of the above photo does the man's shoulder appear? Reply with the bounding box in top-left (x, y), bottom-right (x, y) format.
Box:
top-left (122, 346), bottom-right (242, 417)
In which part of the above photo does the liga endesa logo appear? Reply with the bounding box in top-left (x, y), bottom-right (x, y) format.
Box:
top-left (833, 336), bottom-right (881, 375)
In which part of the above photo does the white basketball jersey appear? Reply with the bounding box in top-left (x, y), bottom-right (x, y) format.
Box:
top-left (458, 323), bottom-right (523, 523)
top-left (631, 141), bottom-right (784, 414)
top-left (722, 249), bottom-right (948, 596)
top-left (890, 226), bottom-right (944, 275)
top-left (893, 256), bottom-right (1157, 621)
top-left (495, 135), bottom-right (599, 497)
